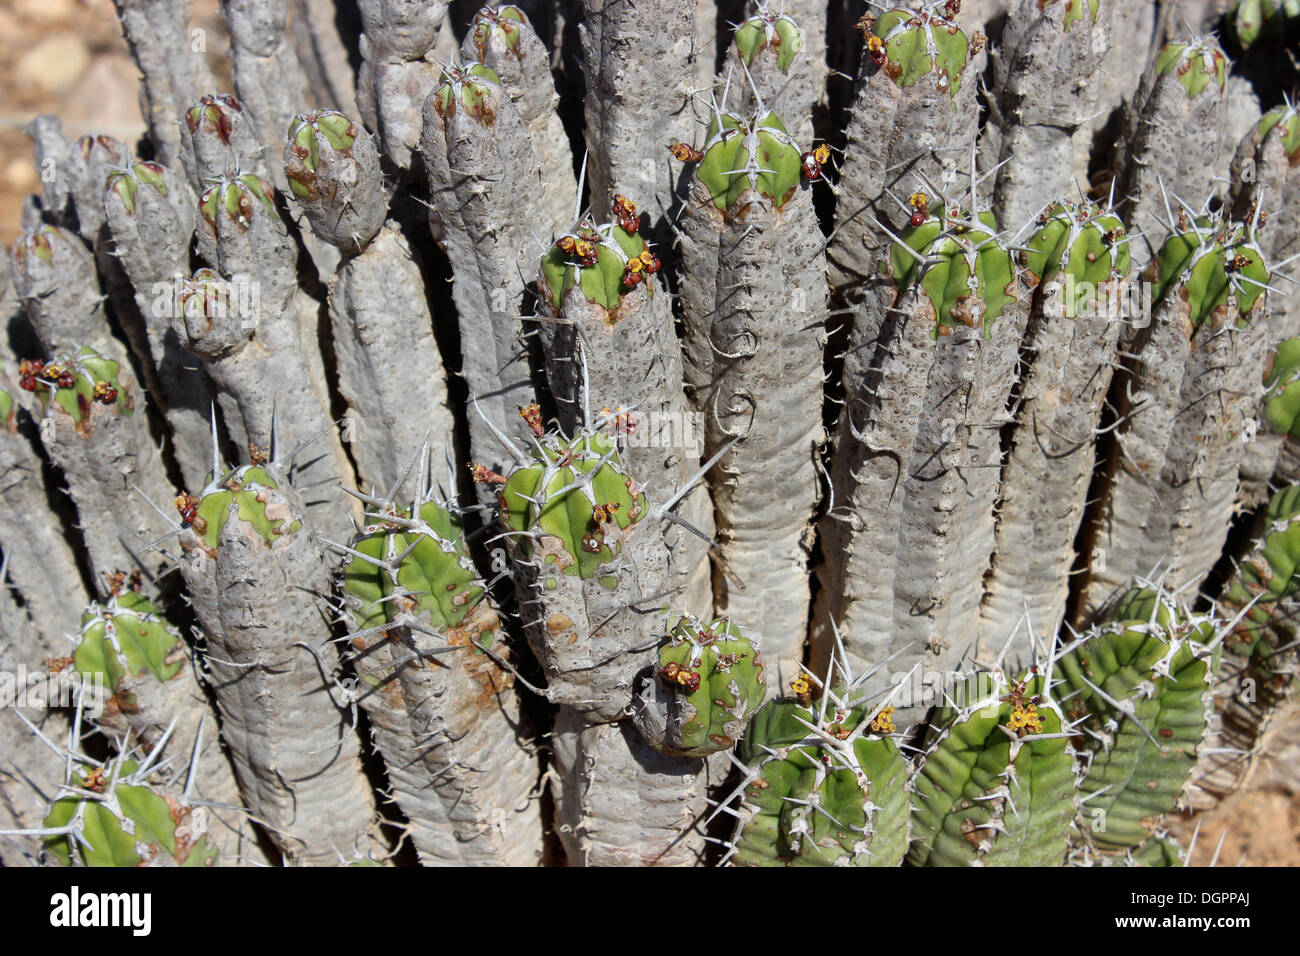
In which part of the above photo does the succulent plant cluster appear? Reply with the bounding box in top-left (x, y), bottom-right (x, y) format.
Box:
top-left (1, 0), bottom-right (1298, 867)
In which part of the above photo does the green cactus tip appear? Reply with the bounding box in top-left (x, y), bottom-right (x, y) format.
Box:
top-left (16, 348), bottom-right (131, 427)
top-left (43, 760), bottom-right (219, 867)
top-left (1257, 102), bottom-right (1300, 161)
top-left (695, 109), bottom-right (803, 213)
top-left (1147, 213), bottom-right (1270, 329)
top-left (890, 199), bottom-right (1017, 337)
top-left (469, 4), bottom-right (527, 61)
top-left (492, 415), bottom-right (648, 586)
top-left (1155, 41), bottom-right (1227, 99)
top-left (286, 109), bottom-right (360, 199)
top-left (105, 161), bottom-right (169, 215)
top-left (199, 172), bottom-right (277, 230)
top-left (1021, 199), bottom-right (1131, 296)
top-left (862, 4), bottom-right (970, 94)
top-left (343, 493), bottom-right (495, 643)
top-left (73, 590), bottom-right (185, 711)
top-left (176, 462), bottom-right (301, 553)
top-left (432, 63), bottom-right (502, 125)
top-left (734, 10), bottom-right (804, 73)
top-left (646, 615), bottom-right (767, 757)
top-left (730, 678), bottom-right (910, 867)
top-left (540, 197), bottom-right (660, 314)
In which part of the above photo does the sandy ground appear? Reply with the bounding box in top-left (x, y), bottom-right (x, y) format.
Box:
top-left (0, 0), bottom-right (1297, 867)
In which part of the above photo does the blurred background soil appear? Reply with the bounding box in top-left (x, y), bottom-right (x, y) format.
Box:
top-left (0, 0), bottom-right (1297, 866)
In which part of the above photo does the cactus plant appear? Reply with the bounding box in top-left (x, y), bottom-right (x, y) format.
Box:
top-left (2, 0), bottom-right (1298, 868)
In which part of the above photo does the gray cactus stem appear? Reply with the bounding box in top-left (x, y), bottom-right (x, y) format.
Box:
top-left (336, 480), bottom-right (543, 866)
top-left (550, 706), bottom-right (712, 866)
top-left (420, 68), bottom-right (555, 466)
top-left (112, 0), bottom-right (218, 167)
top-left (22, 360), bottom-right (176, 600)
top-left (219, 0), bottom-right (309, 187)
top-left (288, 0), bottom-right (362, 119)
top-left (354, 0), bottom-right (447, 172)
top-left (10, 225), bottom-right (114, 359)
top-left (190, 472), bottom-right (381, 864)
top-left (0, 372), bottom-right (90, 640)
top-left (979, 277), bottom-right (1126, 650)
top-left (1083, 298), bottom-right (1274, 617)
top-left (578, 0), bottom-right (704, 227)
top-left (328, 224), bottom-right (454, 494)
top-left (815, 216), bottom-right (1027, 714)
top-left (534, 219), bottom-right (714, 617)
top-left (508, 502), bottom-right (674, 724)
top-left (698, 188), bottom-right (825, 684)
top-left (1115, 39), bottom-right (1229, 267)
top-left (1231, 115), bottom-right (1300, 503)
top-left (730, 3), bottom-right (826, 146)
top-left (830, 23), bottom-right (982, 296)
top-left (103, 162), bottom-right (217, 490)
top-left (988, 0), bottom-right (1111, 231)
top-left (462, 5), bottom-right (577, 232)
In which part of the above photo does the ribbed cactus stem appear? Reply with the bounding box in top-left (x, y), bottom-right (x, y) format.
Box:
top-left (327, 224), bottom-right (454, 494)
top-left (1117, 38), bottom-right (1230, 266)
top-left (175, 460), bottom-right (382, 864)
top-left (340, 476), bottom-right (542, 865)
top-left (1082, 214), bottom-right (1274, 615)
top-left (578, 0), bottom-right (705, 227)
top-left (111, 0), bottom-right (219, 165)
top-left (677, 105), bottom-right (827, 681)
top-left (535, 202), bottom-right (713, 616)
top-left (551, 706), bottom-right (713, 866)
top-left (980, 200), bottom-right (1132, 649)
top-left (816, 200), bottom-right (1026, 712)
top-left (830, 2), bottom-right (982, 293)
top-left (17, 348), bottom-right (176, 598)
top-left (989, 0), bottom-right (1112, 230)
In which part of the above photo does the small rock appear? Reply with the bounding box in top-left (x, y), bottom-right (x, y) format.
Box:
top-left (16, 34), bottom-right (90, 95)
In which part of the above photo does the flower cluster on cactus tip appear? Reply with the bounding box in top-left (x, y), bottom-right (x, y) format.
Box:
top-left (855, 2), bottom-right (972, 94)
top-left (16, 348), bottom-right (130, 425)
top-left (890, 201), bottom-right (1018, 337)
top-left (540, 198), bottom-right (662, 313)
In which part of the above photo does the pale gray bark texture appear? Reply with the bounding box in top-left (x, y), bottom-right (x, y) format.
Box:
top-left (462, 5), bottom-right (577, 233)
top-left (348, 607), bottom-right (542, 866)
top-left (980, 281), bottom-right (1124, 649)
top-left (1116, 40), bottom-right (1228, 266)
top-left (103, 162), bottom-right (216, 490)
top-left (989, 0), bottom-right (1111, 230)
top-left (112, 0), bottom-right (219, 166)
top-left (288, 0), bottom-right (362, 119)
top-left (551, 706), bottom-right (711, 866)
top-left (1083, 297), bottom-right (1274, 617)
top-left (511, 511), bottom-right (673, 724)
top-left (329, 224), bottom-right (454, 494)
top-left (578, 0), bottom-right (703, 225)
top-left (830, 37), bottom-right (982, 295)
top-left (201, 479), bottom-right (380, 865)
top-left (815, 269), bottom-right (1028, 715)
top-left (535, 231), bottom-right (713, 618)
top-left (686, 187), bottom-right (826, 684)
top-left (420, 73), bottom-right (555, 468)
